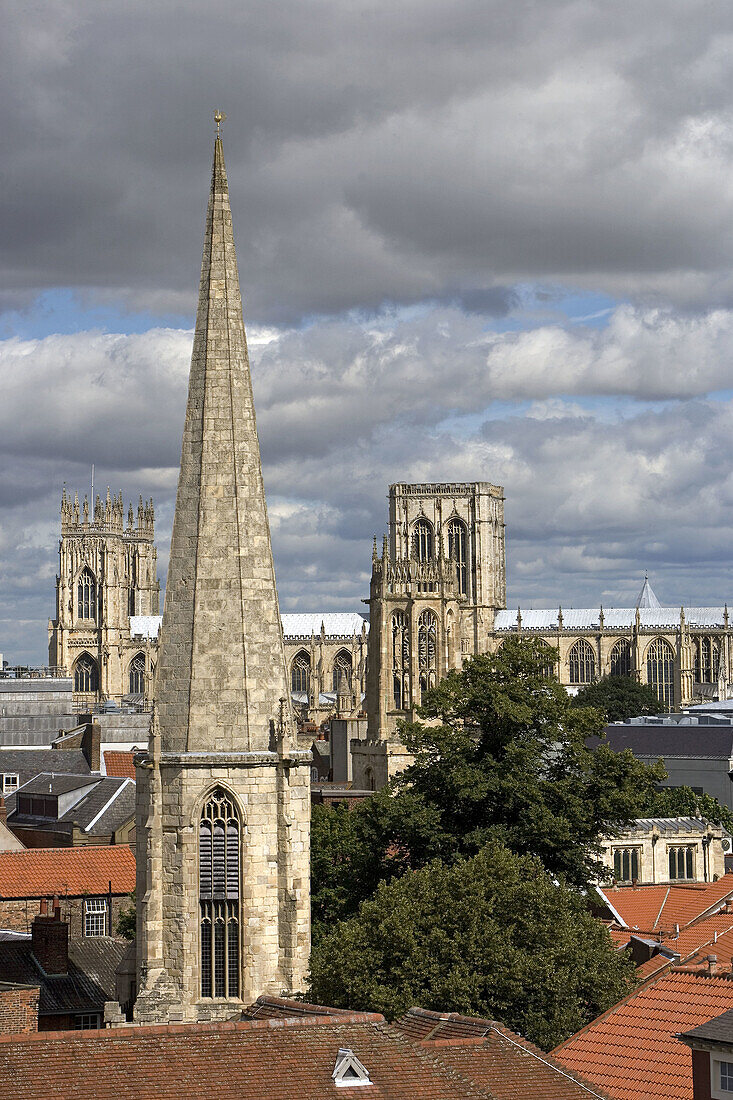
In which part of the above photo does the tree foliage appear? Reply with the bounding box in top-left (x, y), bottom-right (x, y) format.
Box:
top-left (309, 844), bottom-right (636, 1050)
top-left (641, 784), bottom-right (733, 833)
top-left (570, 675), bottom-right (662, 722)
top-left (116, 890), bottom-right (136, 940)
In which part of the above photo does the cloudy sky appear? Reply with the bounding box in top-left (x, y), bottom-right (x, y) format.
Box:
top-left (2, 1), bottom-right (733, 664)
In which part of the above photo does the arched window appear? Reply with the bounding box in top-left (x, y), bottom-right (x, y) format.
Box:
top-left (447, 519), bottom-right (468, 596)
top-left (128, 653), bottom-right (145, 695)
top-left (411, 519), bottom-right (433, 562)
top-left (332, 651), bottom-right (353, 692)
top-left (77, 568), bottom-right (97, 622)
top-left (568, 640), bottom-right (595, 685)
top-left (74, 654), bottom-right (99, 694)
top-left (537, 641), bottom-right (556, 679)
top-left (417, 609), bottom-right (438, 701)
top-left (647, 637), bottom-right (675, 709)
top-left (392, 611), bottom-right (410, 710)
top-left (694, 636), bottom-right (719, 683)
top-left (291, 652), bottom-right (310, 695)
top-left (610, 638), bottom-right (633, 678)
top-left (199, 788), bottom-right (240, 1000)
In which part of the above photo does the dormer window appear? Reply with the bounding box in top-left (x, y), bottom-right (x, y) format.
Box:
top-left (332, 1048), bottom-right (372, 1088)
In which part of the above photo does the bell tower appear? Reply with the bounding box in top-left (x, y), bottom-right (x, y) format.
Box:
top-left (134, 122), bottom-right (310, 1023)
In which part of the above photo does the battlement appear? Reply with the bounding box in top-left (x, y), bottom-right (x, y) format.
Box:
top-left (61, 488), bottom-right (155, 538)
top-left (390, 481), bottom-right (503, 499)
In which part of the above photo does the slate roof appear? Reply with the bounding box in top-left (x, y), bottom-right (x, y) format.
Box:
top-left (0, 845), bottom-right (135, 898)
top-left (680, 1004), bottom-right (733, 1045)
top-left (596, 725), bottom-right (733, 758)
top-left (553, 969), bottom-right (733, 1100)
top-left (597, 876), bottom-right (733, 933)
top-left (103, 751), bottom-right (136, 779)
top-left (0, 937), bottom-right (125, 1017)
top-left (8, 775), bottom-right (135, 837)
top-left (0, 750), bottom-right (91, 787)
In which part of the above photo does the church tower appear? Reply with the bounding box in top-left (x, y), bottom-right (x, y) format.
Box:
top-left (134, 125), bottom-right (311, 1023)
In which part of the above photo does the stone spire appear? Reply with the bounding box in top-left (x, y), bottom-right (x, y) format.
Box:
top-left (155, 134), bottom-right (292, 754)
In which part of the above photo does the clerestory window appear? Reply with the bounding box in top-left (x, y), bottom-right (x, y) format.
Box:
top-left (568, 640), bottom-right (595, 685)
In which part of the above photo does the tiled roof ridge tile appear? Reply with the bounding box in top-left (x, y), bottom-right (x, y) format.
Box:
top-left (0, 1010), bottom-right (387, 1046)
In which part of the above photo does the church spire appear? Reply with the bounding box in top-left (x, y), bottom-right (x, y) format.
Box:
top-left (155, 131), bottom-right (292, 753)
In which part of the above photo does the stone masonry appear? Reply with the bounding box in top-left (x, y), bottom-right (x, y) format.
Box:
top-left (133, 130), bottom-right (310, 1024)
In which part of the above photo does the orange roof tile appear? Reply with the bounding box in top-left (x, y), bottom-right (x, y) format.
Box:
top-left (633, 915), bottom-right (733, 981)
top-left (599, 875), bottom-right (733, 933)
top-left (553, 969), bottom-right (733, 1100)
top-left (0, 845), bottom-right (135, 899)
top-left (103, 751), bottom-right (137, 779)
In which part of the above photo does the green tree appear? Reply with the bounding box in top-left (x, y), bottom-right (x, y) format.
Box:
top-left (309, 844), bottom-right (636, 1050)
top-left (641, 785), bottom-right (733, 833)
top-left (116, 890), bottom-right (136, 940)
top-left (570, 676), bottom-right (662, 722)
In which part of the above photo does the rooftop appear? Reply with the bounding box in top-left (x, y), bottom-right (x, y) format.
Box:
top-left (103, 751), bottom-right (136, 779)
top-left (495, 607), bottom-right (731, 631)
top-left (0, 844), bottom-right (135, 898)
top-left (597, 875), bottom-right (733, 933)
top-left (0, 936), bottom-right (125, 1017)
top-left (282, 613), bottom-right (369, 638)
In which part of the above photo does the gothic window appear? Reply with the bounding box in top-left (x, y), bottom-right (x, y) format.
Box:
top-left (568, 640), bottom-right (595, 685)
top-left (647, 637), bottom-right (675, 709)
top-left (447, 519), bottom-right (468, 596)
top-left (391, 611), bottom-right (410, 710)
top-left (694, 636), bottom-right (719, 683)
top-left (610, 638), bottom-right (633, 678)
top-left (77, 568), bottom-right (97, 622)
top-left (291, 652), bottom-right (310, 695)
top-left (613, 847), bottom-right (640, 884)
top-left (537, 641), bottom-right (556, 679)
top-left (417, 609), bottom-right (438, 702)
top-left (200, 788), bottom-right (240, 1000)
top-left (332, 650), bottom-right (353, 692)
top-left (129, 653), bottom-right (145, 695)
top-left (668, 845), bottom-right (694, 881)
top-left (411, 519), bottom-right (433, 562)
top-left (74, 654), bottom-right (99, 694)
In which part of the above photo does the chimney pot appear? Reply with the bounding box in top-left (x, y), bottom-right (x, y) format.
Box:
top-left (708, 954), bottom-right (719, 974)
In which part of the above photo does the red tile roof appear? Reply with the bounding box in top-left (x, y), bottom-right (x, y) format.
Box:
top-left (103, 751), bottom-right (136, 779)
top-left (553, 969), bottom-right (733, 1100)
top-left (0, 845), bottom-right (135, 899)
top-left (599, 875), bottom-right (733, 933)
top-left (633, 915), bottom-right (733, 981)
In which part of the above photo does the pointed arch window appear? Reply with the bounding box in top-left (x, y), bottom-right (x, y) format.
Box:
top-left (200, 788), bottom-right (240, 1000)
top-left (128, 653), bottom-right (145, 695)
top-left (291, 652), bottom-right (310, 695)
top-left (417, 609), bottom-right (438, 702)
top-left (74, 654), bottom-right (99, 695)
top-left (694, 636), bottom-right (719, 684)
top-left (610, 638), bottom-right (633, 678)
top-left (332, 651), bottom-right (353, 692)
top-left (411, 519), bottom-right (433, 563)
top-left (568, 640), bottom-right (595, 685)
top-left (447, 519), bottom-right (468, 596)
top-left (537, 641), bottom-right (556, 679)
top-left (77, 568), bottom-right (97, 622)
top-left (647, 637), bottom-right (675, 709)
top-left (392, 611), bottom-right (410, 710)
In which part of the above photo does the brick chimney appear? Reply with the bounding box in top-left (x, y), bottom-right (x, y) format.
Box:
top-left (81, 720), bottom-right (101, 772)
top-left (31, 897), bottom-right (68, 975)
top-left (0, 796), bottom-right (6, 825)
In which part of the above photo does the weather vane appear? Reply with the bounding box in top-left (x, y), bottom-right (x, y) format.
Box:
top-left (214, 110), bottom-right (226, 136)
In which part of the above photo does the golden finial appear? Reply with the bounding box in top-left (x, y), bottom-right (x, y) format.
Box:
top-left (214, 110), bottom-right (226, 136)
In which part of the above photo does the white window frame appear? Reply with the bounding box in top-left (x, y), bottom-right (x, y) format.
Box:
top-left (2, 773), bottom-right (18, 794)
top-left (84, 897), bottom-right (108, 937)
top-left (711, 1055), bottom-right (733, 1098)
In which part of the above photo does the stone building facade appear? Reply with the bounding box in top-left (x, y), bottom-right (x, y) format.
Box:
top-left (48, 490), bottom-right (159, 708)
top-left (599, 817), bottom-right (728, 886)
top-left (133, 130), bottom-right (310, 1025)
top-left (282, 613), bottom-right (368, 725)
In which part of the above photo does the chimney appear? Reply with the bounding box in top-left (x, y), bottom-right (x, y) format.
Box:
top-left (31, 897), bottom-right (68, 975)
top-left (706, 954), bottom-right (719, 975)
top-left (0, 796), bottom-right (6, 825)
top-left (81, 719), bottom-right (101, 772)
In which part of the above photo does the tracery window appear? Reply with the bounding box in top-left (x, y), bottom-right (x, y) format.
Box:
top-left (200, 788), bottom-right (240, 1000)
top-left (392, 611), bottom-right (410, 710)
top-left (332, 650), bottom-right (353, 692)
top-left (74, 654), bottom-right (99, 695)
top-left (77, 568), bottom-right (97, 622)
top-left (613, 847), bottom-right (640, 884)
top-left (129, 653), bottom-right (145, 695)
top-left (647, 637), bottom-right (675, 709)
top-left (411, 519), bottom-right (433, 562)
top-left (417, 609), bottom-right (438, 702)
top-left (610, 638), bottom-right (633, 678)
top-left (447, 519), bottom-right (468, 596)
top-left (694, 636), bottom-right (720, 683)
top-left (668, 845), bottom-right (694, 881)
top-left (291, 652), bottom-right (310, 695)
top-left (568, 640), bottom-right (595, 685)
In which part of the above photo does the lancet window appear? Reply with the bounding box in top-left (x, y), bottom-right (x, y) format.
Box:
top-left (128, 653), bottom-right (145, 695)
top-left (392, 610), bottom-right (410, 710)
top-left (610, 638), bottom-right (633, 678)
top-left (694, 636), bottom-right (720, 683)
top-left (332, 651), bottom-right (353, 692)
top-left (74, 654), bottom-right (99, 695)
top-left (77, 568), bottom-right (97, 622)
top-left (568, 640), bottom-right (595, 685)
top-left (291, 652), bottom-right (310, 695)
top-left (447, 519), bottom-right (468, 596)
top-left (411, 519), bottom-right (433, 562)
top-left (647, 637), bottom-right (675, 709)
top-left (199, 788), bottom-right (240, 1000)
top-left (417, 609), bottom-right (438, 702)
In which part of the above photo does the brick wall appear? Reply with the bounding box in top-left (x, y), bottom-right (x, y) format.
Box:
top-left (0, 895), bottom-right (131, 936)
top-left (0, 984), bottom-right (39, 1034)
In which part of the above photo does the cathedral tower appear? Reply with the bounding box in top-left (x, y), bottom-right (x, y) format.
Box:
top-left (134, 126), bottom-right (310, 1023)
